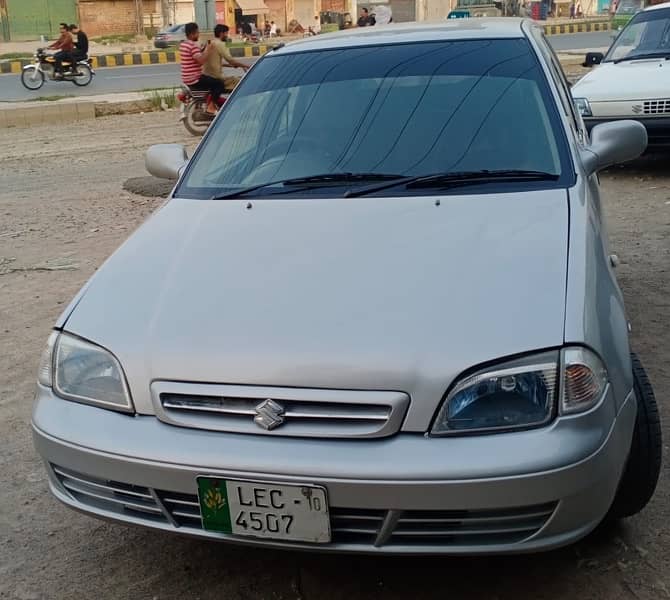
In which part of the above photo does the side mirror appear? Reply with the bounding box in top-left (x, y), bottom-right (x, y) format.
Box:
top-left (581, 120), bottom-right (647, 175)
top-left (145, 144), bottom-right (188, 180)
top-left (583, 52), bottom-right (604, 67)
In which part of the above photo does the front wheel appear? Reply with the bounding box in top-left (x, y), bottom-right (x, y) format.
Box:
top-left (182, 100), bottom-right (211, 136)
top-left (72, 64), bottom-right (93, 86)
top-left (21, 66), bottom-right (45, 90)
top-left (608, 353), bottom-right (662, 519)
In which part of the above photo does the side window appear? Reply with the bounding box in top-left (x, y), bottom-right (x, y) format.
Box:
top-left (530, 27), bottom-right (584, 141)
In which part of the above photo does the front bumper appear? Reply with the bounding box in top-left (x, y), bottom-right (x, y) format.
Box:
top-left (584, 116), bottom-right (670, 147)
top-left (32, 386), bottom-right (636, 555)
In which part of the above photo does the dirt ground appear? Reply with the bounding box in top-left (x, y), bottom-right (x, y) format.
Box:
top-left (0, 112), bottom-right (669, 600)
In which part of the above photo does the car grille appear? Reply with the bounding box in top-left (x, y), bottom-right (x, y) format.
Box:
top-left (644, 99), bottom-right (670, 115)
top-left (151, 382), bottom-right (410, 439)
top-left (51, 466), bottom-right (557, 549)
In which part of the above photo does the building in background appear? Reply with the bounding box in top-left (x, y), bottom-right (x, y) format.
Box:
top-left (1, 0), bottom-right (532, 43)
top-left (1, 0), bottom-right (77, 41)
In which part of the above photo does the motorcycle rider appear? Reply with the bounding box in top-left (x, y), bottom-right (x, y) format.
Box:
top-left (48, 23), bottom-right (74, 77)
top-left (203, 24), bottom-right (249, 92)
top-left (70, 24), bottom-right (89, 68)
top-left (179, 22), bottom-right (223, 115)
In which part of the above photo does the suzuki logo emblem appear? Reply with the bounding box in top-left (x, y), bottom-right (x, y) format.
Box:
top-left (254, 399), bottom-right (286, 430)
top-left (632, 104), bottom-right (643, 114)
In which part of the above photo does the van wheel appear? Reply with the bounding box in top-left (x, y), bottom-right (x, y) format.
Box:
top-left (608, 353), bottom-right (662, 519)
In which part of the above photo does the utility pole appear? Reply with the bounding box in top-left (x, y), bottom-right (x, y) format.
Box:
top-left (135, 0), bottom-right (144, 35)
top-left (160, 0), bottom-right (170, 26)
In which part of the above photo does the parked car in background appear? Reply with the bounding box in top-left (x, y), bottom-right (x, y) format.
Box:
top-left (154, 23), bottom-right (186, 48)
top-left (573, 2), bottom-right (670, 147)
top-left (33, 19), bottom-right (660, 556)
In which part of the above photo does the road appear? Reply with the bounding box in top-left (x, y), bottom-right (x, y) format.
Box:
top-left (1, 111), bottom-right (669, 600)
top-left (0, 62), bottom-right (248, 102)
top-left (548, 30), bottom-right (614, 51)
top-left (0, 32), bottom-right (611, 101)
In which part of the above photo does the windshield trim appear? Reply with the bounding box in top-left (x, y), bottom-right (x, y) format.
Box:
top-left (174, 37), bottom-right (576, 200)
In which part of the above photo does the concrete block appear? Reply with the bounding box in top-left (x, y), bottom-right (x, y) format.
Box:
top-left (40, 105), bottom-right (63, 124)
top-left (58, 103), bottom-right (79, 122)
top-left (75, 103), bottom-right (96, 120)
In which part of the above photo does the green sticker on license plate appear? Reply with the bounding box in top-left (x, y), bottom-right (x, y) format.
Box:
top-left (197, 477), bottom-right (233, 533)
top-left (197, 477), bottom-right (331, 543)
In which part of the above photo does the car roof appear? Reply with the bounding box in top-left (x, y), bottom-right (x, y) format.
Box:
top-left (644, 0), bottom-right (670, 10)
top-left (272, 18), bottom-right (529, 55)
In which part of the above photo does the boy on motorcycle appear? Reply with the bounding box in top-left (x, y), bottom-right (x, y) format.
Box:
top-left (179, 22), bottom-right (222, 115)
top-left (203, 24), bottom-right (250, 92)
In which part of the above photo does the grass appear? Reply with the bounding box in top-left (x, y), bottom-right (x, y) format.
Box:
top-left (26, 95), bottom-right (75, 102)
top-left (91, 34), bottom-right (135, 45)
top-left (0, 52), bottom-right (33, 60)
top-left (144, 88), bottom-right (178, 110)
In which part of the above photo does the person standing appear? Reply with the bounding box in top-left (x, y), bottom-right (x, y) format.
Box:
top-left (203, 24), bottom-right (250, 92)
top-left (569, 2), bottom-right (576, 18)
top-left (309, 15), bottom-right (321, 35)
top-left (269, 21), bottom-right (277, 36)
top-left (179, 22), bottom-right (221, 114)
top-left (357, 7), bottom-right (372, 26)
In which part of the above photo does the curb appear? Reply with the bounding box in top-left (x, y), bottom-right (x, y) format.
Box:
top-left (0, 94), bottom-right (164, 128)
top-left (0, 45), bottom-right (272, 74)
top-left (0, 101), bottom-right (97, 127)
top-left (543, 20), bottom-right (611, 35)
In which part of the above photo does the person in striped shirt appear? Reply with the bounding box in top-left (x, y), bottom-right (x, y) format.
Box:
top-left (179, 22), bottom-right (224, 114)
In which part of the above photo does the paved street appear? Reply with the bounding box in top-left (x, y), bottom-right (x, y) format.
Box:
top-left (548, 30), bottom-right (614, 51)
top-left (1, 111), bottom-right (669, 600)
top-left (0, 32), bottom-right (611, 101)
top-left (0, 62), bottom-right (249, 102)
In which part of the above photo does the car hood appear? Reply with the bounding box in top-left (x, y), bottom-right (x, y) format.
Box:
top-left (573, 59), bottom-right (670, 102)
top-left (64, 192), bottom-right (569, 429)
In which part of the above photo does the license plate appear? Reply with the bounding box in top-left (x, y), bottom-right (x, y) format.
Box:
top-left (197, 477), bottom-right (331, 543)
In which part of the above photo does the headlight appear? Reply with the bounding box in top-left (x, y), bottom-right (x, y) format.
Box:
top-left (37, 331), bottom-right (134, 413)
top-left (574, 97), bottom-right (592, 117)
top-left (431, 347), bottom-right (609, 435)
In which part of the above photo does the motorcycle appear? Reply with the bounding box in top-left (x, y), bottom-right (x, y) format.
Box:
top-left (177, 85), bottom-right (229, 136)
top-left (21, 48), bottom-right (95, 91)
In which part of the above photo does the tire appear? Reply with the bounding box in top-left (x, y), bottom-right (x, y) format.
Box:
top-left (183, 100), bottom-right (211, 137)
top-left (72, 64), bottom-right (93, 87)
top-left (21, 66), bottom-right (45, 91)
top-left (608, 353), bottom-right (662, 519)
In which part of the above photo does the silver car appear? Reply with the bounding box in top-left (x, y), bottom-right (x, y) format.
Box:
top-left (153, 23), bottom-right (186, 48)
top-left (33, 19), bottom-right (662, 554)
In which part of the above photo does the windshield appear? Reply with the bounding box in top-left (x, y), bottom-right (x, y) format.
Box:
top-left (177, 39), bottom-right (572, 199)
top-left (606, 7), bottom-right (670, 61)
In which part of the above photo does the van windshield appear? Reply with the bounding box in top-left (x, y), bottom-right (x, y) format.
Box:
top-left (606, 6), bottom-right (670, 61)
top-left (177, 38), bottom-right (572, 199)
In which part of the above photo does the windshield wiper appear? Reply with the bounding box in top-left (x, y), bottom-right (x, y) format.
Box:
top-left (613, 51), bottom-right (670, 64)
top-left (344, 170), bottom-right (560, 198)
top-left (211, 172), bottom-right (404, 200)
